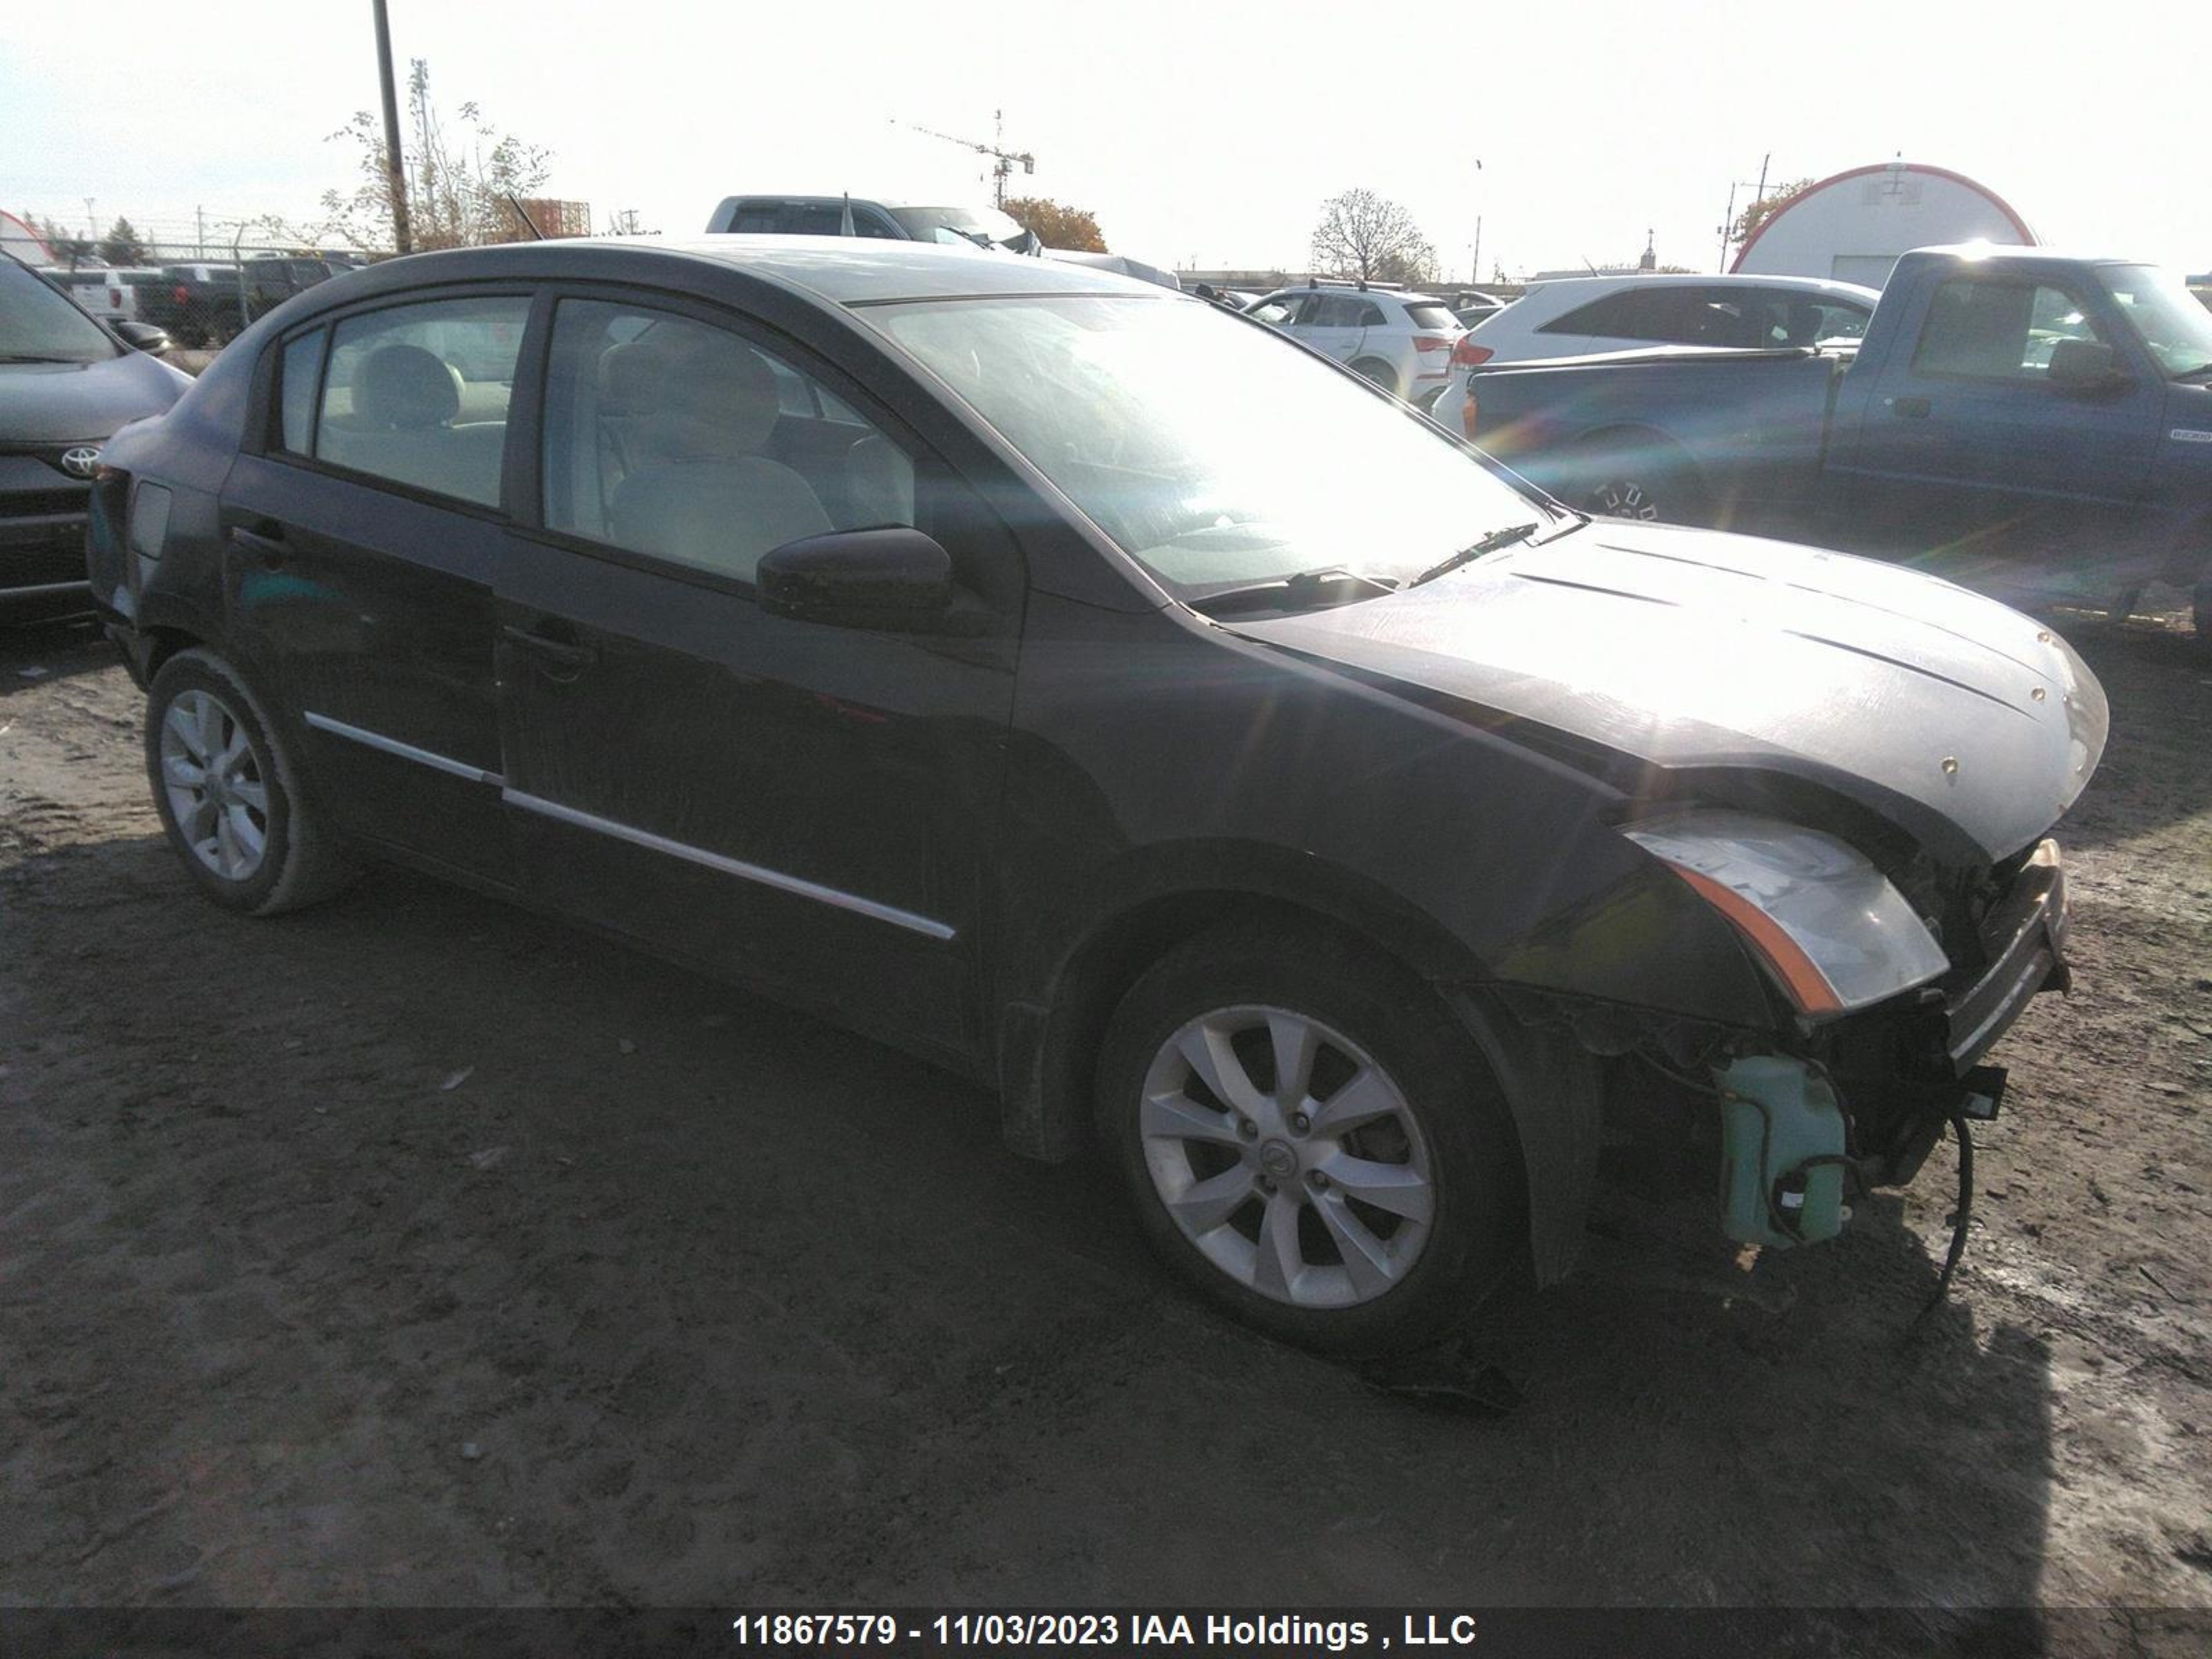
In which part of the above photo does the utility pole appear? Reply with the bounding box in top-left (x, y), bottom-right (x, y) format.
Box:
top-left (372, 0), bottom-right (413, 254)
top-left (196, 205), bottom-right (206, 260)
top-left (84, 198), bottom-right (95, 239)
top-left (1471, 216), bottom-right (1482, 286)
top-left (1718, 152), bottom-right (1773, 272)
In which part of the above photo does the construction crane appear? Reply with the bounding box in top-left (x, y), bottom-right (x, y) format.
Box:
top-left (897, 111), bottom-right (1035, 207)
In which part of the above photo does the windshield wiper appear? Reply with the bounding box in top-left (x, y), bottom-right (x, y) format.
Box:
top-left (0, 353), bottom-right (86, 364)
top-left (1407, 522), bottom-right (1544, 588)
top-left (1192, 566), bottom-right (1398, 616)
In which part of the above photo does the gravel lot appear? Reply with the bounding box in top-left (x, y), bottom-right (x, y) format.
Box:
top-left (1, 601), bottom-right (2207, 1652)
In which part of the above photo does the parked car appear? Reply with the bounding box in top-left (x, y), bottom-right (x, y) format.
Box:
top-left (240, 256), bottom-right (346, 321)
top-left (1247, 282), bottom-right (1465, 404)
top-left (705, 195), bottom-right (1041, 254)
top-left (146, 263), bottom-right (245, 348)
top-left (87, 238), bottom-right (2101, 1353)
top-left (57, 267), bottom-right (171, 325)
top-left (1433, 272), bottom-right (1878, 397)
top-left (1451, 246), bottom-right (2212, 633)
top-left (1, 256), bottom-right (189, 614)
top-left (1449, 290), bottom-right (1510, 329)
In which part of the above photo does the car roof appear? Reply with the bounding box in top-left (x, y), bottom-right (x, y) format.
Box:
top-left (1257, 285), bottom-right (1445, 306)
top-left (1526, 272), bottom-right (1877, 297)
top-left (1901, 244), bottom-right (2135, 269)
top-left (337, 235), bottom-right (1165, 308)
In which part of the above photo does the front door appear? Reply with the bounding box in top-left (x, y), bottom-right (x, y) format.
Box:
top-left (219, 290), bottom-right (532, 884)
top-left (1833, 272), bottom-right (2162, 578)
top-left (495, 293), bottom-right (1022, 1055)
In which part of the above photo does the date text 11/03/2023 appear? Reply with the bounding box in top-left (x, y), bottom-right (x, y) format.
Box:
top-left (727, 1613), bottom-right (1482, 1649)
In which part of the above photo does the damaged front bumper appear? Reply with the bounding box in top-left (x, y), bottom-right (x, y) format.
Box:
top-left (1716, 838), bottom-right (2072, 1247)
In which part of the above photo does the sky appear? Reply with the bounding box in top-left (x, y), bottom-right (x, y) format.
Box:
top-left (3, 0), bottom-right (2206, 280)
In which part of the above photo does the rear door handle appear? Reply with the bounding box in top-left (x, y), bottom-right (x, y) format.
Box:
top-left (1890, 395), bottom-right (1931, 420)
top-left (500, 624), bottom-right (599, 675)
top-left (228, 523), bottom-right (289, 565)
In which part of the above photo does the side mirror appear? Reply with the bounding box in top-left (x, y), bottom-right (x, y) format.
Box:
top-left (2047, 337), bottom-right (2124, 391)
top-left (757, 527), bottom-right (953, 630)
top-left (113, 320), bottom-right (172, 355)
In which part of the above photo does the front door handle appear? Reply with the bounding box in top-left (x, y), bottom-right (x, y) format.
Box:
top-left (1890, 395), bottom-right (1931, 420)
top-left (228, 523), bottom-right (289, 565)
top-left (500, 623), bottom-right (599, 677)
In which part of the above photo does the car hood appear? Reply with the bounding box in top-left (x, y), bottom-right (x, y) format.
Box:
top-left (0, 350), bottom-right (192, 444)
top-left (1229, 521), bottom-right (2108, 863)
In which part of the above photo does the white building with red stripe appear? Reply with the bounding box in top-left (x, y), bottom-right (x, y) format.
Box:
top-left (1732, 162), bottom-right (2036, 289)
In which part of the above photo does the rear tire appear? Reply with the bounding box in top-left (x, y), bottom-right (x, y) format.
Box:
top-left (1096, 921), bottom-right (1524, 1356)
top-left (1352, 359), bottom-right (1400, 399)
top-left (144, 648), bottom-right (356, 916)
top-left (1571, 438), bottom-right (1709, 526)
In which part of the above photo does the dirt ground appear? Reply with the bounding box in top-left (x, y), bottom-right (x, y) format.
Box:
top-left (1, 599), bottom-right (2207, 1653)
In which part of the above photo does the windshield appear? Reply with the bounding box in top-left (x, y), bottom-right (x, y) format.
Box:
top-left (870, 294), bottom-right (1550, 599)
top-left (889, 205), bottom-right (1039, 254)
top-left (2105, 264), bottom-right (2212, 375)
top-left (0, 260), bottom-right (121, 364)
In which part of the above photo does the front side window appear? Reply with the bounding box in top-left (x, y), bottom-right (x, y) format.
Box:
top-left (870, 294), bottom-right (1546, 601)
top-left (1911, 279), bottom-right (2111, 380)
top-left (315, 294), bottom-right (529, 506)
top-left (539, 298), bottom-right (916, 583)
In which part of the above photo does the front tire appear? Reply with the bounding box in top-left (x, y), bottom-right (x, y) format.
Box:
top-left (1096, 921), bottom-right (1524, 1355)
top-left (144, 649), bottom-right (355, 915)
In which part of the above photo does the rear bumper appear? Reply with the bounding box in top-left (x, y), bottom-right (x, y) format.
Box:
top-left (1947, 839), bottom-right (2068, 1072)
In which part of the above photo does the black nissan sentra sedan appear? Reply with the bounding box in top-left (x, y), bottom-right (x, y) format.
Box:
top-left (86, 238), bottom-right (2104, 1353)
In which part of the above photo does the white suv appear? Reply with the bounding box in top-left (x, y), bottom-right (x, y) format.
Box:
top-left (1247, 284), bottom-right (1464, 406)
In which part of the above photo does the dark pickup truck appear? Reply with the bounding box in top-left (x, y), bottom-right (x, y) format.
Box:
top-left (1459, 247), bottom-right (2212, 631)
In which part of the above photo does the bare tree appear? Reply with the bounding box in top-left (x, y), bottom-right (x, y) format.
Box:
top-left (321, 59), bottom-right (554, 252)
top-left (1310, 189), bottom-right (1435, 285)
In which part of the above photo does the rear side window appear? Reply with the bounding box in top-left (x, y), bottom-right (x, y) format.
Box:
top-left (314, 295), bottom-right (529, 507)
top-left (1542, 291), bottom-right (1644, 338)
top-left (278, 330), bottom-right (326, 453)
top-left (731, 201), bottom-right (847, 236)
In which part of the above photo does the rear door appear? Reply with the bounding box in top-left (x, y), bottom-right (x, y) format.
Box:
top-left (218, 288), bottom-right (532, 885)
top-left (494, 289), bottom-right (1023, 1055)
top-left (1296, 292), bottom-right (1368, 362)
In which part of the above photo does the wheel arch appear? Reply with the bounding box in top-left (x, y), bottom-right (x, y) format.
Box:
top-left (1350, 356), bottom-right (1400, 395)
top-left (1555, 422), bottom-right (1709, 516)
top-left (995, 845), bottom-right (1606, 1285)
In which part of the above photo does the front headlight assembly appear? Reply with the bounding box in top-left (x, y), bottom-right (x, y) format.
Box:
top-left (1624, 808), bottom-right (1950, 1019)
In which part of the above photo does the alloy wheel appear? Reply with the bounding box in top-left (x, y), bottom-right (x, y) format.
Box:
top-left (159, 688), bottom-right (270, 881)
top-left (1590, 478), bottom-right (1661, 521)
top-left (1138, 1004), bottom-right (1436, 1309)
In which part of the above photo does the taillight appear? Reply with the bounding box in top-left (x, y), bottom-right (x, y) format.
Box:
top-left (1412, 334), bottom-right (1454, 353)
top-left (173, 285), bottom-right (189, 304)
top-left (1460, 388), bottom-right (1479, 440)
top-left (109, 286), bottom-right (123, 308)
top-left (1451, 338), bottom-right (1494, 368)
